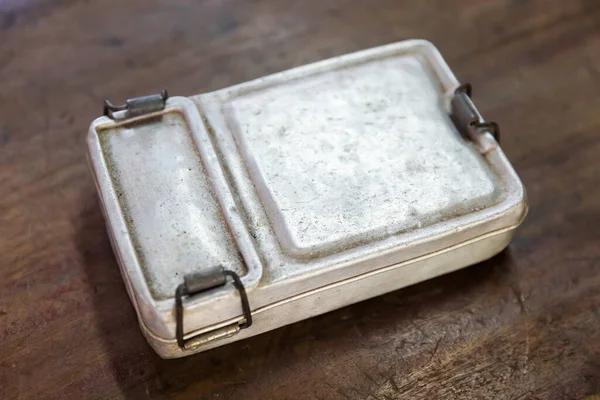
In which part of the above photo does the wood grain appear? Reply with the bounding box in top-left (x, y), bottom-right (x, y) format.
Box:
top-left (1, 0), bottom-right (600, 399)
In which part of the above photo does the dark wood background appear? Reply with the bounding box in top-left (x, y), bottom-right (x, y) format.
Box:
top-left (2, 0), bottom-right (600, 399)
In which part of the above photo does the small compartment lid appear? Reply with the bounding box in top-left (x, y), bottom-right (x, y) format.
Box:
top-left (88, 97), bottom-right (262, 340)
top-left (98, 107), bottom-right (245, 299)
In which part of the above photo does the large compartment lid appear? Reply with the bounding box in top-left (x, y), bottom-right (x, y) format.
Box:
top-left (224, 54), bottom-right (499, 258)
top-left (196, 39), bottom-right (524, 292)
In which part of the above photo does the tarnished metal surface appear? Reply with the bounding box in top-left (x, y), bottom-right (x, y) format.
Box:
top-left (87, 40), bottom-right (527, 358)
top-left (97, 112), bottom-right (246, 299)
top-left (226, 55), bottom-right (499, 257)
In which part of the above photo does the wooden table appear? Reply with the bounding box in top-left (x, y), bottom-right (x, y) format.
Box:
top-left (2, 1), bottom-right (600, 399)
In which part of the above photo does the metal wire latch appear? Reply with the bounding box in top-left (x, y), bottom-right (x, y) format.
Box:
top-left (103, 90), bottom-right (169, 120)
top-left (175, 266), bottom-right (252, 350)
top-left (451, 83), bottom-right (500, 143)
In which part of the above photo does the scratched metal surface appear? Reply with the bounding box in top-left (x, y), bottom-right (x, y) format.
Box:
top-left (226, 54), bottom-right (499, 257)
top-left (1, 0), bottom-right (600, 399)
top-left (97, 45), bottom-right (501, 301)
top-left (98, 113), bottom-right (246, 300)
top-left (87, 40), bottom-right (524, 358)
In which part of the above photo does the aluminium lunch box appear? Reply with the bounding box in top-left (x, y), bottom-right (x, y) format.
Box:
top-left (87, 40), bottom-right (527, 358)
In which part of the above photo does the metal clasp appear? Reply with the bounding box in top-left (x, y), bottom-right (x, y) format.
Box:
top-left (103, 89), bottom-right (169, 120)
top-left (451, 83), bottom-right (500, 143)
top-left (175, 266), bottom-right (252, 350)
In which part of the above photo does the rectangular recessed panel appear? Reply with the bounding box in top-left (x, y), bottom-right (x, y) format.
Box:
top-left (224, 55), bottom-right (501, 257)
top-left (99, 112), bottom-right (246, 299)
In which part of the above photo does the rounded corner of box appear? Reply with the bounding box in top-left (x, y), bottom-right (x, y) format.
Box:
top-left (135, 296), bottom-right (176, 342)
top-left (139, 323), bottom-right (181, 359)
top-left (498, 178), bottom-right (529, 227)
top-left (410, 38), bottom-right (438, 52)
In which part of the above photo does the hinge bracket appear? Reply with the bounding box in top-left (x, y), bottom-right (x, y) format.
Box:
top-left (175, 266), bottom-right (252, 350)
top-left (451, 83), bottom-right (500, 143)
top-left (103, 89), bottom-right (169, 120)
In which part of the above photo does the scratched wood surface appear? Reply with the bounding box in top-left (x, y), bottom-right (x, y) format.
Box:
top-left (1, 0), bottom-right (600, 399)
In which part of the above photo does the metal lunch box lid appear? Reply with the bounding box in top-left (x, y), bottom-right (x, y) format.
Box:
top-left (87, 40), bottom-right (526, 353)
